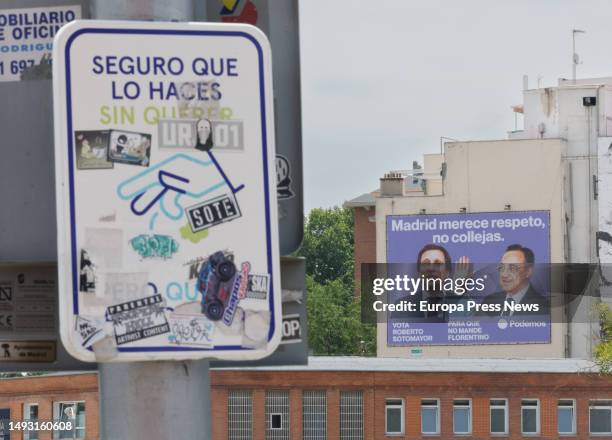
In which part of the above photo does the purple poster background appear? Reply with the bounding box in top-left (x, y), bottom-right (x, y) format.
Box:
top-left (386, 210), bottom-right (551, 346)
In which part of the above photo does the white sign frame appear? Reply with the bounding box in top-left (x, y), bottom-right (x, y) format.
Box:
top-left (53, 20), bottom-right (280, 362)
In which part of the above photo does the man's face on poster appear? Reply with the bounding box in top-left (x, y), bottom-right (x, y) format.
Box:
top-left (418, 249), bottom-right (449, 280)
top-left (498, 250), bottom-right (533, 294)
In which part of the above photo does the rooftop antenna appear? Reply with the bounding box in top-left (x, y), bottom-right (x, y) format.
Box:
top-left (572, 29), bottom-right (585, 84)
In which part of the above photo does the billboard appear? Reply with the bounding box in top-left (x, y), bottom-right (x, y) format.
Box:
top-left (598, 137), bottom-right (612, 286)
top-left (597, 137), bottom-right (612, 303)
top-left (53, 21), bottom-right (281, 362)
top-left (386, 211), bottom-right (551, 345)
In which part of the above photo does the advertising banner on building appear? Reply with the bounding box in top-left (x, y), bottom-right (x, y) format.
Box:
top-left (386, 211), bottom-right (551, 345)
top-left (53, 21), bottom-right (281, 362)
top-left (597, 137), bottom-right (612, 300)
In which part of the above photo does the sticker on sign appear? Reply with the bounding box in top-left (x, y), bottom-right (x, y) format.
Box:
top-left (53, 21), bottom-right (280, 362)
top-left (281, 314), bottom-right (301, 344)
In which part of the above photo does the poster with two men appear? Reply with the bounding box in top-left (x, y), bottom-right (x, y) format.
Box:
top-left (386, 210), bottom-right (551, 345)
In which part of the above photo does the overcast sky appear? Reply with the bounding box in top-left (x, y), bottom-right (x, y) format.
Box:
top-left (298, 0), bottom-right (612, 211)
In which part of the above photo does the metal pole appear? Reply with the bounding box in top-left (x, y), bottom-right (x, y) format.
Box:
top-left (572, 31), bottom-right (576, 85)
top-left (572, 29), bottom-right (585, 85)
top-left (90, 2), bottom-right (212, 439)
top-left (98, 361), bottom-right (211, 439)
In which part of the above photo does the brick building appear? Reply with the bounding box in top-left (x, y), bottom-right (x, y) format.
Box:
top-left (345, 192), bottom-right (377, 298)
top-left (0, 372), bottom-right (98, 440)
top-left (211, 357), bottom-right (612, 440)
top-left (0, 358), bottom-right (610, 439)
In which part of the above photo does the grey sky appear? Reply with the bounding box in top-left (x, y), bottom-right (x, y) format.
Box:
top-left (298, 0), bottom-right (612, 211)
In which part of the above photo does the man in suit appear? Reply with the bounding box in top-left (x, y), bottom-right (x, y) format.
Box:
top-left (391, 244), bottom-right (461, 322)
top-left (391, 244), bottom-right (452, 322)
top-left (479, 244), bottom-right (549, 317)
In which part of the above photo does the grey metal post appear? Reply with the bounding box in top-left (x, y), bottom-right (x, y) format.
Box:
top-left (98, 360), bottom-right (211, 439)
top-left (91, 1), bottom-right (212, 439)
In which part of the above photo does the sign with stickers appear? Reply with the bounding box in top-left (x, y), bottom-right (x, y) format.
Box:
top-left (53, 21), bottom-right (281, 362)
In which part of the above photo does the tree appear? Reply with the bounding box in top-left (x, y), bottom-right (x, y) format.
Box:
top-left (298, 207), bottom-right (354, 286)
top-left (299, 207), bottom-right (376, 356)
top-left (306, 276), bottom-right (375, 355)
top-left (594, 303), bottom-right (612, 374)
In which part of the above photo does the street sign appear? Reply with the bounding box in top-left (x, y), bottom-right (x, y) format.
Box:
top-left (206, 0), bottom-right (304, 255)
top-left (53, 20), bottom-right (281, 362)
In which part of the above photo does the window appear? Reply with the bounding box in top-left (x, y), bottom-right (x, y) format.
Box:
top-left (590, 400), bottom-right (612, 435)
top-left (490, 399), bottom-right (508, 435)
top-left (270, 414), bottom-right (282, 430)
top-left (421, 399), bottom-right (440, 435)
top-left (385, 399), bottom-right (404, 435)
top-left (453, 399), bottom-right (471, 435)
top-left (23, 403), bottom-right (39, 440)
top-left (52, 401), bottom-right (85, 439)
top-left (265, 390), bottom-right (289, 440)
top-left (228, 390), bottom-right (252, 440)
top-left (303, 390), bottom-right (326, 440)
top-left (340, 391), bottom-right (363, 440)
top-left (558, 399), bottom-right (576, 435)
top-left (0, 408), bottom-right (10, 440)
top-left (521, 399), bottom-right (540, 435)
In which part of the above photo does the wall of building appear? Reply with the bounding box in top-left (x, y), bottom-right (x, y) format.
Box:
top-left (423, 153), bottom-right (444, 195)
top-left (353, 206), bottom-right (377, 297)
top-left (485, 83), bottom-right (612, 358)
top-left (375, 138), bottom-right (567, 359)
top-left (515, 84), bottom-right (604, 359)
top-left (0, 373), bottom-right (99, 440)
top-left (0, 369), bottom-right (609, 439)
top-left (212, 368), bottom-right (612, 440)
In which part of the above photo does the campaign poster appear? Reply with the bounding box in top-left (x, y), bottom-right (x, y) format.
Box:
top-left (598, 137), bottom-right (612, 290)
top-left (386, 211), bottom-right (551, 345)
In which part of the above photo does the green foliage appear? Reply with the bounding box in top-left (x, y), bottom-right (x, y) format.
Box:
top-left (299, 207), bottom-right (376, 356)
top-left (298, 207), bottom-right (354, 286)
top-left (594, 303), bottom-right (612, 374)
top-left (306, 276), bottom-right (376, 355)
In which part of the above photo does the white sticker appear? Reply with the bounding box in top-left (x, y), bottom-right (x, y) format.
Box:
top-left (168, 313), bottom-right (215, 347)
top-left (75, 315), bottom-right (106, 348)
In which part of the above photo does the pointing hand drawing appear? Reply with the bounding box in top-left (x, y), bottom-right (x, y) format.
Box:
top-left (117, 153), bottom-right (244, 229)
